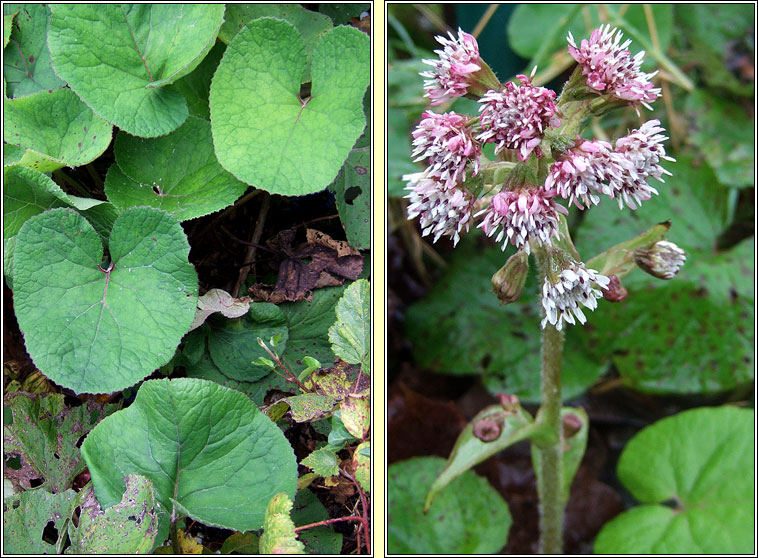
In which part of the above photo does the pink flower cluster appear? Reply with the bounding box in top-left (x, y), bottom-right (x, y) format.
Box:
top-left (567, 24), bottom-right (660, 110)
top-left (421, 28), bottom-right (481, 105)
top-left (477, 73), bottom-right (562, 161)
top-left (546, 120), bottom-right (674, 210)
top-left (411, 111), bottom-right (481, 189)
top-left (476, 188), bottom-right (567, 254)
top-left (404, 172), bottom-right (474, 246)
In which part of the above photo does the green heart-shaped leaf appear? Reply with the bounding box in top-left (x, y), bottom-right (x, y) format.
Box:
top-left (595, 406), bottom-right (754, 553)
top-left (13, 207), bottom-right (198, 394)
top-left (47, 4), bottom-right (224, 137)
top-left (3, 88), bottom-right (113, 172)
top-left (105, 116), bottom-right (247, 221)
top-left (209, 18), bottom-right (369, 195)
top-left (389, 456), bottom-right (511, 554)
top-left (81, 378), bottom-right (298, 531)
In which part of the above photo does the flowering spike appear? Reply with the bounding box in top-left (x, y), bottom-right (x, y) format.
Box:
top-left (541, 262), bottom-right (610, 331)
top-left (477, 188), bottom-right (567, 254)
top-left (477, 75), bottom-right (561, 161)
top-left (612, 120), bottom-right (675, 209)
top-left (567, 24), bottom-right (660, 109)
top-left (420, 28), bottom-right (482, 105)
top-left (404, 172), bottom-right (474, 246)
top-left (411, 111), bottom-right (481, 189)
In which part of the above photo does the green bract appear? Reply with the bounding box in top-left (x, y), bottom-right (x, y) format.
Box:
top-left (209, 18), bottom-right (369, 196)
top-left (3, 88), bottom-right (113, 172)
top-left (47, 4), bottom-right (224, 137)
top-left (105, 116), bottom-right (247, 221)
top-left (595, 406), bottom-right (754, 554)
top-left (81, 378), bottom-right (298, 532)
top-left (13, 207), bottom-right (198, 394)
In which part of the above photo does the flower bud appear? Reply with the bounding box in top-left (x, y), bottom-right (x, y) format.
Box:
top-left (634, 240), bottom-right (686, 279)
top-left (473, 414), bottom-right (504, 442)
top-left (600, 275), bottom-right (627, 302)
top-left (492, 250), bottom-right (529, 303)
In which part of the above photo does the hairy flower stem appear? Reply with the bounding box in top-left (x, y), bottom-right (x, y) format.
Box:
top-left (534, 246), bottom-right (566, 554)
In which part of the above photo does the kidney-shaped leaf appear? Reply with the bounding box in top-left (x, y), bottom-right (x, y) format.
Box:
top-left (105, 116), bottom-right (247, 221)
top-left (594, 406), bottom-right (754, 554)
top-left (13, 207), bottom-right (198, 394)
top-left (209, 18), bottom-right (369, 196)
top-left (389, 456), bottom-right (511, 554)
top-left (81, 378), bottom-right (298, 532)
top-left (3, 88), bottom-right (113, 172)
top-left (47, 4), bottom-right (224, 137)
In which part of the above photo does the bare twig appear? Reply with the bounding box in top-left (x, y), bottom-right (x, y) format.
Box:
top-left (233, 192), bottom-right (270, 297)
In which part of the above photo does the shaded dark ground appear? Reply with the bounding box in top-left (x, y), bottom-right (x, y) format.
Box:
top-left (387, 226), bottom-right (752, 555)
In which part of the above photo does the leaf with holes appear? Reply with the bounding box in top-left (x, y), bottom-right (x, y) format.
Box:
top-left (3, 3), bottom-right (65, 98)
top-left (105, 116), bottom-right (247, 221)
top-left (81, 378), bottom-right (298, 531)
top-left (12, 207), bottom-right (198, 394)
top-left (329, 148), bottom-right (371, 249)
top-left (595, 406), bottom-right (754, 554)
top-left (47, 4), bottom-right (224, 137)
top-left (67, 474), bottom-right (159, 554)
top-left (3, 488), bottom-right (76, 553)
top-left (3, 392), bottom-right (114, 494)
top-left (209, 18), bottom-right (369, 196)
top-left (3, 88), bottom-right (113, 172)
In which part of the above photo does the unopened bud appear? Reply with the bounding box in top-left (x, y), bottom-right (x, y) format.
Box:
top-left (492, 250), bottom-right (529, 303)
top-left (562, 413), bottom-right (583, 439)
top-left (600, 275), bottom-right (627, 302)
top-left (634, 241), bottom-right (686, 279)
top-left (497, 393), bottom-right (520, 413)
top-left (473, 414), bottom-right (504, 442)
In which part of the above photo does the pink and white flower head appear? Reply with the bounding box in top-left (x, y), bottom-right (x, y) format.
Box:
top-left (477, 72), bottom-right (561, 162)
top-left (404, 172), bottom-right (474, 246)
top-left (412, 111), bottom-right (481, 189)
top-left (545, 138), bottom-right (627, 209)
top-left (567, 24), bottom-right (660, 110)
top-left (541, 262), bottom-right (610, 331)
top-left (476, 188), bottom-right (568, 255)
top-left (612, 120), bottom-right (674, 209)
top-left (421, 28), bottom-right (481, 105)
